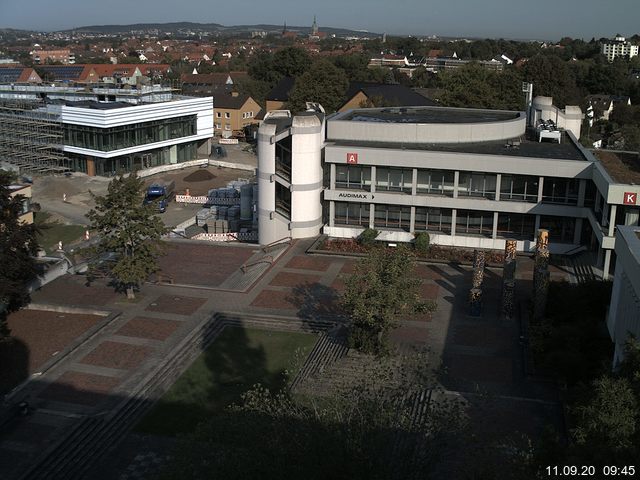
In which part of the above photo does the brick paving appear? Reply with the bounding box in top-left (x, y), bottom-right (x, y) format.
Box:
top-left (156, 242), bottom-right (256, 287)
top-left (79, 341), bottom-right (154, 370)
top-left (0, 238), bottom-right (574, 479)
top-left (4, 309), bottom-right (104, 375)
top-left (116, 317), bottom-right (182, 341)
top-left (285, 255), bottom-right (332, 271)
top-left (268, 272), bottom-right (322, 288)
top-left (31, 275), bottom-right (121, 306)
top-left (145, 295), bottom-right (207, 316)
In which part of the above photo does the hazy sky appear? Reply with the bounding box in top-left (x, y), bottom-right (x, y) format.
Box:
top-left (0, 0), bottom-right (638, 40)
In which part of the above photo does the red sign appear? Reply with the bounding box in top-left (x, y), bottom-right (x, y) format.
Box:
top-left (623, 192), bottom-right (637, 205)
top-left (346, 153), bottom-right (358, 164)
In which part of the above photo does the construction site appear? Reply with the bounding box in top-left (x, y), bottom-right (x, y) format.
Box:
top-left (0, 100), bottom-right (68, 175)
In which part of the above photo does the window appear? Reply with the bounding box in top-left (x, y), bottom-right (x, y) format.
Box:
top-left (216, 112), bottom-right (221, 118)
top-left (496, 213), bottom-right (535, 240)
top-left (215, 123), bottom-right (221, 129)
top-left (224, 112), bottom-right (230, 119)
top-left (275, 182), bottom-right (291, 218)
top-left (542, 177), bottom-right (579, 205)
top-left (373, 204), bottom-right (411, 231)
top-left (335, 165), bottom-right (371, 190)
top-left (375, 167), bottom-right (413, 193)
top-left (242, 113), bottom-right (246, 119)
top-left (249, 111), bottom-right (254, 117)
top-left (458, 172), bottom-right (497, 199)
top-left (335, 202), bottom-right (370, 226)
top-left (224, 124), bottom-right (231, 131)
top-left (540, 215), bottom-right (576, 243)
top-left (415, 207), bottom-right (452, 234)
top-left (416, 169), bottom-right (455, 196)
top-left (500, 175), bottom-right (539, 203)
top-left (456, 210), bottom-right (494, 237)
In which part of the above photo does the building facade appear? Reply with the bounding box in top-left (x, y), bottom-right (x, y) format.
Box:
top-left (257, 99), bottom-right (640, 279)
top-left (607, 225), bottom-right (640, 366)
top-left (601, 35), bottom-right (639, 62)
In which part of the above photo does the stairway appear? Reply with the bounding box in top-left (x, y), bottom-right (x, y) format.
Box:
top-left (569, 251), bottom-right (597, 284)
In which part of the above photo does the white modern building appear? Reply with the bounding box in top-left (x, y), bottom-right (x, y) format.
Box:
top-left (607, 225), bottom-right (640, 365)
top-left (0, 84), bottom-right (213, 176)
top-left (257, 98), bottom-right (640, 278)
top-left (601, 34), bottom-right (639, 62)
top-left (54, 96), bottom-right (213, 176)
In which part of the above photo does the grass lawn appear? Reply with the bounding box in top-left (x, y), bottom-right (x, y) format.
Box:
top-left (35, 212), bottom-right (86, 253)
top-left (135, 326), bottom-right (318, 436)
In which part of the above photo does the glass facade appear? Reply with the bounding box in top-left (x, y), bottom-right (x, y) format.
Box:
top-left (540, 215), bottom-right (576, 243)
top-left (373, 204), bottom-right (411, 231)
top-left (63, 141), bottom-right (199, 175)
top-left (458, 172), bottom-right (497, 199)
top-left (456, 209), bottom-right (494, 237)
top-left (64, 115), bottom-right (197, 152)
top-left (335, 201), bottom-right (370, 226)
top-left (335, 165), bottom-right (371, 190)
top-left (496, 213), bottom-right (536, 240)
top-left (415, 207), bottom-right (452, 233)
top-left (542, 177), bottom-right (579, 205)
top-left (375, 167), bottom-right (413, 193)
top-left (500, 175), bottom-right (539, 203)
top-left (416, 169), bottom-right (455, 196)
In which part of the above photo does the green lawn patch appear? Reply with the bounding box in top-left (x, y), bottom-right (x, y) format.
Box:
top-left (136, 327), bottom-right (318, 436)
top-left (35, 212), bottom-right (86, 253)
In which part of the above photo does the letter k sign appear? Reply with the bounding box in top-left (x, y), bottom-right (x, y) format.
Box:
top-left (623, 192), bottom-right (637, 205)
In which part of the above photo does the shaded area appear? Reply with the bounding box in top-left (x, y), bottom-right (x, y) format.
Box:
top-left (116, 316), bottom-right (182, 341)
top-left (1, 309), bottom-right (103, 394)
top-left (135, 327), bottom-right (316, 436)
top-left (288, 282), bottom-right (344, 320)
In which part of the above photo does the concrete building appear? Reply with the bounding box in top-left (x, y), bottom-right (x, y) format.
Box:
top-left (31, 49), bottom-right (75, 65)
top-left (601, 35), bottom-right (639, 62)
top-left (607, 225), bottom-right (640, 365)
top-left (257, 98), bottom-right (640, 279)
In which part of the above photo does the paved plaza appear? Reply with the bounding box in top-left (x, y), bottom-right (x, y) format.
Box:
top-left (0, 238), bottom-right (570, 479)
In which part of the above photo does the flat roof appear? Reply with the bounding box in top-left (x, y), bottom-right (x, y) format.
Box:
top-left (592, 150), bottom-right (640, 184)
top-left (330, 132), bottom-right (587, 161)
top-left (336, 106), bottom-right (521, 124)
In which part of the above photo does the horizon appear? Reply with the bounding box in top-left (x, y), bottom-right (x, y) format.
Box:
top-left (0, 0), bottom-right (639, 42)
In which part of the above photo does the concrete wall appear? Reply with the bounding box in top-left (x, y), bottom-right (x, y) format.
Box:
top-left (532, 96), bottom-right (583, 139)
top-left (607, 226), bottom-right (640, 366)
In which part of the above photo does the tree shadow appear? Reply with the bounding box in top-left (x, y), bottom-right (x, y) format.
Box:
top-left (288, 282), bottom-right (344, 321)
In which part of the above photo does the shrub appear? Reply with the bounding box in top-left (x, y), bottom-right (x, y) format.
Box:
top-left (414, 232), bottom-right (430, 255)
top-left (358, 228), bottom-right (379, 247)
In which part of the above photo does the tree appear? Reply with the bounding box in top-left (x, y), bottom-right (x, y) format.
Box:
top-left (287, 59), bottom-right (349, 113)
top-left (161, 351), bottom-right (466, 480)
top-left (272, 47), bottom-right (312, 78)
top-left (342, 246), bottom-right (436, 355)
top-left (86, 172), bottom-right (167, 299)
top-left (0, 172), bottom-right (40, 339)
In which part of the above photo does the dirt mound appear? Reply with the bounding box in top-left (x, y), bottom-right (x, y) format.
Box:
top-left (183, 170), bottom-right (216, 183)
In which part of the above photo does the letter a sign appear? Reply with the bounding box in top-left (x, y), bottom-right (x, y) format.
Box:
top-left (346, 153), bottom-right (358, 164)
top-left (623, 192), bottom-right (637, 205)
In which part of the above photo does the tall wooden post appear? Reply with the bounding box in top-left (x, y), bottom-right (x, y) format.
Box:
top-left (502, 239), bottom-right (517, 319)
top-left (472, 249), bottom-right (486, 289)
top-left (533, 229), bottom-right (550, 321)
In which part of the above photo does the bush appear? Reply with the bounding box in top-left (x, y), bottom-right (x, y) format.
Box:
top-left (358, 228), bottom-right (379, 246)
top-left (414, 232), bottom-right (430, 255)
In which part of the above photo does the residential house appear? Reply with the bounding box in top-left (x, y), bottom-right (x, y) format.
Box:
top-left (0, 66), bottom-right (42, 83)
top-left (8, 184), bottom-right (33, 225)
top-left (587, 94), bottom-right (632, 121)
top-left (338, 83), bottom-right (437, 111)
top-left (265, 76), bottom-right (295, 112)
top-left (213, 91), bottom-right (261, 137)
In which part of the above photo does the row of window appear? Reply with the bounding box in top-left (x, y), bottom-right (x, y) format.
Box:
top-left (64, 116), bottom-right (197, 152)
top-left (334, 201), bottom-right (577, 242)
top-left (214, 123), bottom-right (232, 131)
top-left (215, 111), bottom-right (255, 119)
top-left (335, 165), bottom-right (580, 205)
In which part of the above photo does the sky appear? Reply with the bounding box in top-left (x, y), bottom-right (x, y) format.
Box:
top-left (0, 0), bottom-right (638, 41)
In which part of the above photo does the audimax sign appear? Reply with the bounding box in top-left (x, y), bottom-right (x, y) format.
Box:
top-left (337, 192), bottom-right (374, 200)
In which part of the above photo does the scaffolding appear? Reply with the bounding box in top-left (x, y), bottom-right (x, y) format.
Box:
top-left (0, 100), bottom-right (67, 175)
